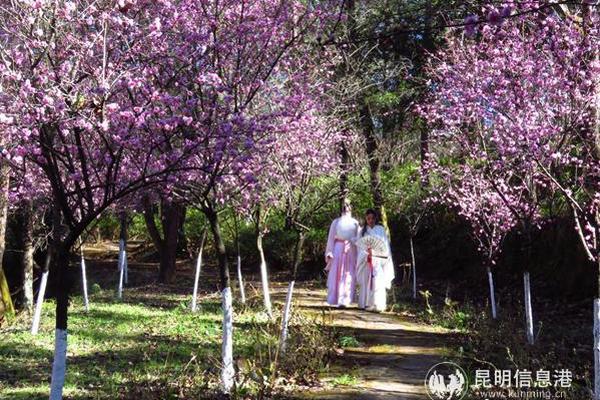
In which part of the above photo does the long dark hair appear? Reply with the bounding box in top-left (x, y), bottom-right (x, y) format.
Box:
top-left (362, 209), bottom-right (378, 237)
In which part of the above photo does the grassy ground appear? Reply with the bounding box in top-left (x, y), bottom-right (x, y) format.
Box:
top-left (0, 281), bottom-right (333, 400)
top-left (390, 285), bottom-right (594, 400)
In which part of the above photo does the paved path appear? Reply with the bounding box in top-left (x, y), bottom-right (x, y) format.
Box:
top-left (274, 285), bottom-right (450, 400)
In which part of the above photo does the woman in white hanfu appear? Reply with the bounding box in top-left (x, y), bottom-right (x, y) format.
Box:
top-left (325, 201), bottom-right (360, 307)
top-left (356, 209), bottom-right (395, 312)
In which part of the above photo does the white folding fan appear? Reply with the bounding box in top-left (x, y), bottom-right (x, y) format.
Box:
top-left (356, 235), bottom-right (388, 259)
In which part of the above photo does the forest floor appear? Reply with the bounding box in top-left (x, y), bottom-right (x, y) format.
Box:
top-left (0, 241), bottom-right (458, 399)
top-left (272, 285), bottom-right (451, 400)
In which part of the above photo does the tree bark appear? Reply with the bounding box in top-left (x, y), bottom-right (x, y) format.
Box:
top-left (144, 199), bottom-right (186, 284)
top-left (17, 201), bottom-right (35, 312)
top-left (203, 205), bottom-right (234, 393)
top-left (0, 161), bottom-right (14, 319)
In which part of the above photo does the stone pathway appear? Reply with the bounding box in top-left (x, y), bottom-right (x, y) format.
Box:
top-left (275, 285), bottom-right (450, 400)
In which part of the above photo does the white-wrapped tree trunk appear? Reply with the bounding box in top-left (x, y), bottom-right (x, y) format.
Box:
top-left (49, 328), bottom-right (67, 400)
top-left (31, 270), bottom-right (49, 335)
top-left (523, 271), bottom-right (534, 344)
top-left (123, 250), bottom-right (128, 285)
top-left (80, 251), bottom-right (89, 312)
top-left (191, 231), bottom-right (206, 312)
top-left (221, 287), bottom-right (235, 393)
top-left (279, 280), bottom-right (295, 354)
top-left (487, 267), bottom-right (497, 319)
top-left (257, 233), bottom-right (272, 317)
top-left (236, 254), bottom-right (246, 304)
top-left (117, 239), bottom-right (125, 300)
top-left (410, 236), bottom-right (417, 299)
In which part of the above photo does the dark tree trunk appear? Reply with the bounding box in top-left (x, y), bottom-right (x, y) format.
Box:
top-left (418, 2), bottom-right (435, 187)
top-left (159, 200), bottom-right (185, 283)
top-left (420, 126), bottom-right (430, 186)
top-left (54, 247), bottom-right (70, 331)
top-left (291, 230), bottom-right (306, 281)
top-left (51, 206), bottom-right (70, 331)
top-left (204, 205), bottom-right (230, 291)
top-left (339, 141), bottom-right (350, 213)
top-left (119, 212), bottom-right (128, 246)
top-left (360, 101), bottom-right (389, 231)
top-left (144, 198), bottom-right (186, 284)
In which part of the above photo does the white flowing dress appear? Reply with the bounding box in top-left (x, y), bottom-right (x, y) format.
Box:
top-left (356, 225), bottom-right (394, 311)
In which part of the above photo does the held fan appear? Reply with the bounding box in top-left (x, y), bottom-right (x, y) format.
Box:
top-left (356, 235), bottom-right (388, 259)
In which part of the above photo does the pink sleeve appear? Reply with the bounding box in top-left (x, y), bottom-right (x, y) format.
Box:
top-left (325, 219), bottom-right (337, 259)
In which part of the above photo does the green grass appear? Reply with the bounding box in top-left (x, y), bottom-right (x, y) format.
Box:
top-left (337, 335), bottom-right (360, 348)
top-left (0, 286), bottom-right (317, 399)
top-left (330, 373), bottom-right (358, 387)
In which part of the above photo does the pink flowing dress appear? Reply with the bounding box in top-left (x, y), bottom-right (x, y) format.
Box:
top-left (325, 215), bottom-right (359, 306)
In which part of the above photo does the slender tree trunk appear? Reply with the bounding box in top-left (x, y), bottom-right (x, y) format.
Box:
top-left (410, 235), bottom-right (417, 299)
top-left (279, 230), bottom-right (305, 354)
top-left (257, 232), bottom-right (273, 318)
top-left (0, 161), bottom-right (14, 319)
top-left (204, 205), bottom-right (234, 394)
top-left (80, 242), bottom-right (89, 312)
top-left (117, 214), bottom-right (127, 299)
top-left (523, 271), bottom-right (534, 345)
top-left (360, 102), bottom-right (389, 234)
top-left (159, 201), bottom-right (184, 283)
top-left (31, 251), bottom-right (50, 335)
top-left (419, 125), bottom-right (430, 187)
top-left (418, 2), bottom-right (434, 187)
top-left (521, 227), bottom-right (535, 344)
top-left (339, 141), bottom-right (350, 213)
top-left (18, 202), bottom-right (35, 312)
top-left (486, 266), bottom-right (497, 319)
top-left (236, 241), bottom-right (246, 304)
top-left (191, 230), bottom-right (206, 312)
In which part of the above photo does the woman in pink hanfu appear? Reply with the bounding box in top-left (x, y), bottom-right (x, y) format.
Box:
top-left (325, 201), bottom-right (360, 307)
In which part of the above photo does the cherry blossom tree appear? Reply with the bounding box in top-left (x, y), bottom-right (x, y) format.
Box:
top-left (421, 1), bottom-right (600, 391)
top-left (420, 3), bottom-right (559, 345)
top-left (119, 0), bottom-right (340, 392)
top-left (0, 1), bottom-right (202, 398)
top-left (432, 162), bottom-right (517, 319)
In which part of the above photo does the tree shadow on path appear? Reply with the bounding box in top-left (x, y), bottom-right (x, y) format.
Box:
top-left (271, 286), bottom-right (452, 400)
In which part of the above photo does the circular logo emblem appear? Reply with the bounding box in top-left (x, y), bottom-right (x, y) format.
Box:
top-left (425, 362), bottom-right (469, 400)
